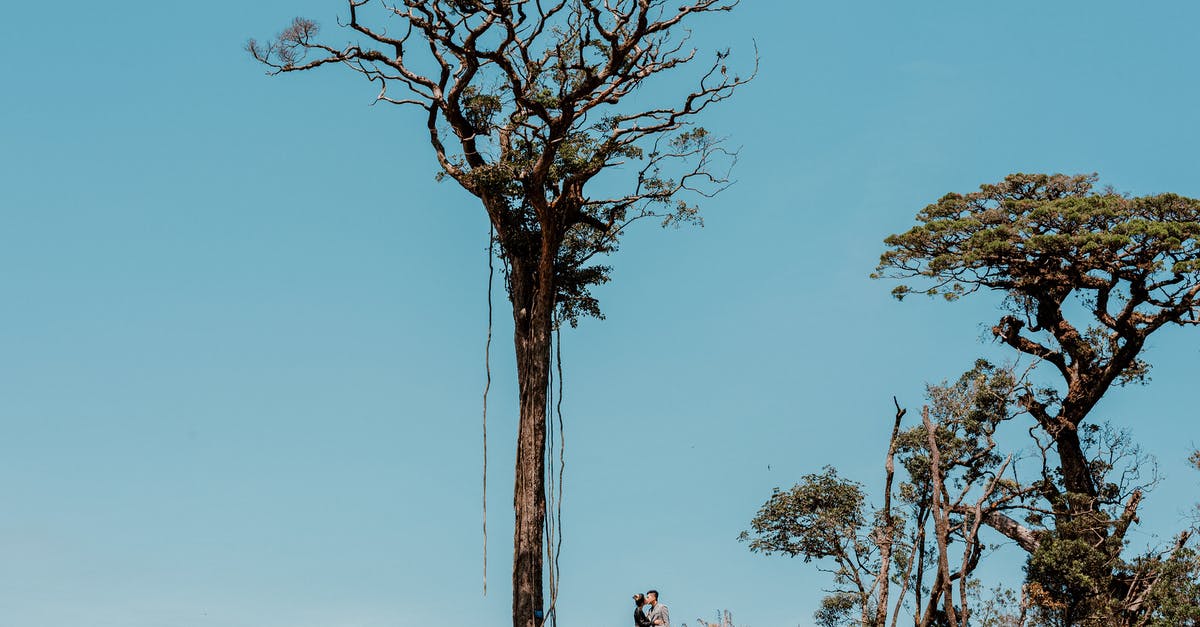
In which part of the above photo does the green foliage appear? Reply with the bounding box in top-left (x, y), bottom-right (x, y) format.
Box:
top-left (898, 360), bottom-right (1014, 490)
top-left (875, 173), bottom-right (1200, 624)
top-left (887, 360), bottom-right (1023, 563)
top-left (812, 593), bottom-right (859, 627)
top-left (1015, 431), bottom-right (1193, 625)
top-left (1137, 545), bottom-right (1200, 626)
top-left (740, 467), bottom-right (867, 562)
top-left (1024, 534), bottom-right (1112, 624)
top-left (461, 86), bottom-right (502, 135)
top-left (743, 362), bottom-right (1035, 625)
top-left (467, 118), bottom-right (720, 325)
top-left (876, 173), bottom-right (1200, 328)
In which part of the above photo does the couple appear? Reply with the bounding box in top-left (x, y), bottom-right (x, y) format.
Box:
top-left (632, 589), bottom-right (669, 627)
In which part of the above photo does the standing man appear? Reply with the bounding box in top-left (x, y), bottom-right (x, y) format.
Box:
top-left (645, 590), bottom-right (670, 627)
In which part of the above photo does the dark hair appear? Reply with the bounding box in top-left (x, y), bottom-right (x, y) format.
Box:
top-left (646, 590), bottom-right (659, 598)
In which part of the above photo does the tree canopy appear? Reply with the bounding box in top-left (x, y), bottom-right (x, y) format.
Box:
top-left (249, 0), bottom-right (751, 325)
top-left (842, 172), bottom-right (1200, 624)
top-left (876, 173), bottom-right (1200, 501)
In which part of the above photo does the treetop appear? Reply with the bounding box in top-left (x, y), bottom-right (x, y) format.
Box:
top-left (876, 173), bottom-right (1200, 310)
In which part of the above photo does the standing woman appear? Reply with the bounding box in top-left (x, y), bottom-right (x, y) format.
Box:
top-left (632, 594), bottom-right (653, 627)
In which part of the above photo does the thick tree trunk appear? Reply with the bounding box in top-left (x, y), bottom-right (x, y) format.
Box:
top-left (1054, 424), bottom-right (1096, 499)
top-left (1054, 407), bottom-right (1098, 501)
top-left (508, 254), bottom-right (555, 627)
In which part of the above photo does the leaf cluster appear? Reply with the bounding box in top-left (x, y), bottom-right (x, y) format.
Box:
top-left (877, 173), bottom-right (1200, 305)
top-left (739, 466), bottom-right (867, 563)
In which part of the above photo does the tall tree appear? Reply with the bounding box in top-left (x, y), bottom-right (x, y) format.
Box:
top-left (877, 173), bottom-right (1200, 504)
top-left (875, 173), bottom-right (1200, 618)
top-left (247, 2), bottom-right (750, 626)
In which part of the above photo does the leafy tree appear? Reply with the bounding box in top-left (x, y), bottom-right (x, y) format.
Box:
top-left (877, 173), bottom-right (1200, 504)
top-left (813, 593), bottom-right (861, 627)
top-left (1135, 542), bottom-right (1200, 626)
top-left (742, 363), bottom-right (1026, 627)
top-left (742, 356), bottom-right (1199, 626)
top-left (875, 173), bottom-right (1200, 619)
top-left (247, 2), bottom-right (750, 626)
top-left (740, 467), bottom-right (877, 624)
top-left (746, 174), bottom-right (1200, 625)
top-left (1128, 453), bottom-right (1200, 626)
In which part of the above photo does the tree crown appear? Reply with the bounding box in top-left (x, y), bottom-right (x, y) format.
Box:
top-left (877, 173), bottom-right (1200, 421)
top-left (877, 173), bottom-right (1200, 308)
top-left (249, 0), bottom-right (752, 324)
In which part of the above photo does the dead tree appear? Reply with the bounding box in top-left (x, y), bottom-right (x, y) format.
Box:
top-left (247, 2), bottom-right (751, 626)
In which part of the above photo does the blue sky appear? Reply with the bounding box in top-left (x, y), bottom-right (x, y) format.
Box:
top-left (2, 2), bottom-right (1199, 626)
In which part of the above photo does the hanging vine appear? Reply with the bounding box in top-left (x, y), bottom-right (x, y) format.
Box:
top-left (482, 225), bottom-right (495, 596)
top-left (544, 321), bottom-right (566, 627)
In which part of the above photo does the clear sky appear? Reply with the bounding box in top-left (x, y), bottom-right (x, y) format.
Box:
top-left (3, 2), bottom-right (1199, 626)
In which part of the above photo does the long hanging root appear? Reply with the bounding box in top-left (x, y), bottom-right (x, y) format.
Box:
top-left (544, 323), bottom-right (566, 626)
top-left (545, 335), bottom-right (556, 625)
top-left (554, 325), bottom-right (566, 619)
top-left (482, 225), bottom-right (494, 596)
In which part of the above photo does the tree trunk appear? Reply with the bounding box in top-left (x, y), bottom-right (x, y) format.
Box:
top-left (508, 253), bottom-right (555, 627)
top-left (1054, 417), bottom-right (1097, 500)
top-left (874, 402), bottom-right (905, 627)
top-left (923, 408), bottom-right (958, 627)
